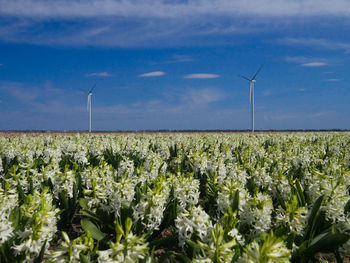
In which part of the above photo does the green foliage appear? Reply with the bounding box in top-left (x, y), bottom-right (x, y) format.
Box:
top-left (81, 219), bottom-right (107, 241)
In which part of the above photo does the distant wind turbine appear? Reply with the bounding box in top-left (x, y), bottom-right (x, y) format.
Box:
top-left (87, 83), bottom-right (96, 133)
top-left (238, 65), bottom-right (263, 132)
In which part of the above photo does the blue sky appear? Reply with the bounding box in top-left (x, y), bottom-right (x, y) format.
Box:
top-left (0, 0), bottom-right (350, 130)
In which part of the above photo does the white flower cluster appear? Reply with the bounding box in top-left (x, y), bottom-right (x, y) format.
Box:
top-left (217, 179), bottom-right (248, 214)
top-left (117, 157), bottom-right (135, 178)
top-left (14, 189), bottom-right (59, 262)
top-left (133, 177), bottom-right (170, 231)
top-left (275, 195), bottom-right (309, 236)
top-left (83, 164), bottom-right (136, 216)
top-left (172, 173), bottom-right (200, 211)
top-left (306, 170), bottom-right (350, 223)
top-left (0, 188), bottom-right (18, 245)
top-left (240, 193), bottom-right (273, 236)
top-left (141, 152), bottom-right (167, 183)
top-left (175, 206), bottom-right (213, 247)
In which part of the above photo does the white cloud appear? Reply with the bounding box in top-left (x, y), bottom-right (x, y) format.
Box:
top-left (150, 55), bottom-right (194, 65)
top-left (171, 55), bottom-right (194, 63)
top-left (3, 0), bottom-right (350, 18)
top-left (285, 56), bottom-right (329, 67)
top-left (279, 38), bottom-right (350, 53)
top-left (85, 72), bottom-right (111, 77)
top-left (184, 73), bottom-right (220, 79)
top-left (184, 88), bottom-right (225, 104)
top-left (138, 71), bottom-right (165, 77)
top-left (301, 62), bottom-right (327, 67)
top-left (326, 78), bottom-right (341, 82)
top-left (1, 1), bottom-right (350, 47)
top-left (285, 56), bottom-right (324, 63)
top-left (0, 64), bottom-right (3, 66)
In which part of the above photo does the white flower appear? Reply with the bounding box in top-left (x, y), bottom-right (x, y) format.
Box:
top-left (240, 192), bottom-right (273, 236)
top-left (175, 206), bottom-right (213, 247)
top-left (0, 188), bottom-right (18, 245)
top-left (172, 174), bottom-right (200, 211)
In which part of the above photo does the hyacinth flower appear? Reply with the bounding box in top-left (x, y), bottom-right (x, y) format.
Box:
top-left (133, 175), bottom-right (170, 232)
top-left (7, 189), bottom-right (60, 262)
top-left (175, 205), bottom-right (213, 247)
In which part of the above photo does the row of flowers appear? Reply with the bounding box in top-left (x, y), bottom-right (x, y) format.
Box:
top-left (1, 132), bottom-right (350, 262)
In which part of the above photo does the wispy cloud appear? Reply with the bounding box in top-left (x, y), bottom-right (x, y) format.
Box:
top-left (326, 78), bottom-right (341, 82)
top-left (285, 56), bottom-right (321, 63)
top-left (0, 64), bottom-right (3, 67)
top-left (280, 38), bottom-right (350, 53)
top-left (285, 56), bottom-right (329, 67)
top-left (138, 71), bottom-right (165, 77)
top-left (171, 55), bottom-right (194, 63)
top-left (85, 72), bottom-right (111, 77)
top-left (150, 55), bottom-right (194, 65)
top-left (184, 88), bottom-right (225, 104)
top-left (3, 0), bottom-right (350, 18)
top-left (184, 73), bottom-right (220, 79)
top-left (2, 1), bottom-right (350, 47)
top-left (301, 62), bottom-right (327, 67)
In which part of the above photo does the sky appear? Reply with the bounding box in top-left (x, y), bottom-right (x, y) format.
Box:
top-left (0, 0), bottom-right (350, 131)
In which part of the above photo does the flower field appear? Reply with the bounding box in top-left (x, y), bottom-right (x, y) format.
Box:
top-left (1, 133), bottom-right (350, 262)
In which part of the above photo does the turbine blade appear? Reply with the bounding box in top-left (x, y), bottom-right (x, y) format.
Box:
top-left (87, 94), bottom-right (91, 111)
top-left (238, 74), bottom-right (252, 82)
top-left (89, 83), bottom-right (97, 94)
top-left (250, 82), bottom-right (252, 104)
top-left (252, 65), bottom-right (263, 80)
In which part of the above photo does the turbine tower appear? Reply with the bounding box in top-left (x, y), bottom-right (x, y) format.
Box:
top-left (238, 65), bottom-right (263, 132)
top-left (87, 83), bottom-right (96, 133)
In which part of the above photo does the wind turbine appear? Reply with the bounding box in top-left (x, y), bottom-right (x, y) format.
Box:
top-left (87, 83), bottom-right (96, 133)
top-left (238, 65), bottom-right (263, 132)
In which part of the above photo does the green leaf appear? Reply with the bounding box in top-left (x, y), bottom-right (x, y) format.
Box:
top-left (59, 191), bottom-right (69, 210)
top-left (344, 199), bottom-right (350, 214)
top-left (306, 195), bottom-right (324, 242)
top-left (79, 253), bottom-right (90, 263)
top-left (186, 239), bottom-right (200, 250)
top-left (81, 219), bottom-right (106, 241)
top-left (304, 229), bottom-right (350, 256)
top-left (16, 180), bottom-right (26, 203)
top-left (72, 182), bottom-right (78, 208)
top-left (174, 253), bottom-right (192, 263)
top-left (231, 189), bottom-right (240, 213)
top-left (295, 179), bottom-right (306, 207)
top-left (79, 198), bottom-right (88, 210)
top-left (275, 187), bottom-right (286, 210)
